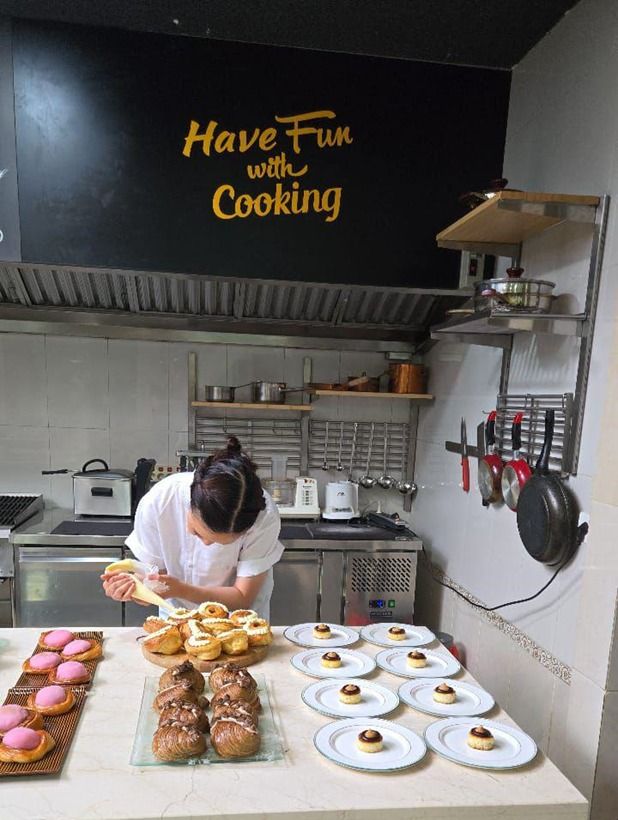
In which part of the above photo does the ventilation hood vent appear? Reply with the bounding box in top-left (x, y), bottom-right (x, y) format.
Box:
top-left (0, 263), bottom-right (470, 348)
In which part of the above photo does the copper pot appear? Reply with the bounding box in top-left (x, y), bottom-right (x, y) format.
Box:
top-left (389, 364), bottom-right (427, 394)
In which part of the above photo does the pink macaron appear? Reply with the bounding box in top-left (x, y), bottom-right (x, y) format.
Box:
top-left (0, 705), bottom-right (29, 733)
top-left (61, 639), bottom-right (91, 657)
top-left (34, 686), bottom-right (67, 708)
top-left (54, 660), bottom-right (88, 682)
top-left (28, 652), bottom-right (62, 671)
top-left (2, 726), bottom-right (40, 750)
top-left (42, 629), bottom-right (74, 649)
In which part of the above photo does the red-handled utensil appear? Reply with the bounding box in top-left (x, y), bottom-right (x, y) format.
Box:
top-left (501, 413), bottom-right (532, 511)
top-left (478, 411), bottom-right (504, 504)
top-left (460, 417), bottom-right (470, 492)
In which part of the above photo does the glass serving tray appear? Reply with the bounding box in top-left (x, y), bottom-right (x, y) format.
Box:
top-left (130, 674), bottom-right (284, 766)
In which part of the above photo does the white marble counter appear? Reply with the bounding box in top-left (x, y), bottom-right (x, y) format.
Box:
top-left (0, 627), bottom-right (586, 820)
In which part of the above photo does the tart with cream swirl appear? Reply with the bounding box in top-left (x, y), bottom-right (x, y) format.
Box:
top-left (407, 650), bottom-right (427, 668)
top-left (321, 651), bottom-right (342, 669)
top-left (313, 623), bottom-right (332, 640)
top-left (433, 682), bottom-right (456, 704)
top-left (387, 626), bottom-right (406, 641)
top-left (357, 729), bottom-right (383, 753)
top-left (339, 683), bottom-right (362, 704)
top-left (467, 725), bottom-right (495, 751)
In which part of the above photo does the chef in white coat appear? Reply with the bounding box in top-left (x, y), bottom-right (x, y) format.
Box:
top-left (101, 437), bottom-right (283, 620)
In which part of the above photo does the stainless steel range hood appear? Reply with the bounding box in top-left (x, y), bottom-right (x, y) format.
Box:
top-left (0, 262), bottom-right (469, 350)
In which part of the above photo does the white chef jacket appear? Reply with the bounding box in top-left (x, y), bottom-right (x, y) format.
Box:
top-left (125, 471), bottom-right (283, 620)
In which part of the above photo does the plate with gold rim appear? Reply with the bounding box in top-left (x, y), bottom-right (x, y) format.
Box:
top-left (283, 623), bottom-right (358, 648)
top-left (424, 717), bottom-right (537, 770)
top-left (360, 622), bottom-right (435, 648)
top-left (291, 648), bottom-right (376, 678)
top-left (375, 646), bottom-right (461, 678)
top-left (302, 677), bottom-right (398, 718)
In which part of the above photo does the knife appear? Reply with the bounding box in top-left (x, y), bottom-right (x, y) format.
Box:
top-left (461, 417), bottom-right (470, 492)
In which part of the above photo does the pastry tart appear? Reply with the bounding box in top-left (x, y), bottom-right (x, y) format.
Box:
top-left (61, 638), bottom-right (103, 663)
top-left (433, 683), bottom-right (456, 704)
top-left (48, 660), bottom-right (90, 685)
top-left (159, 661), bottom-right (205, 694)
top-left (199, 618), bottom-right (236, 636)
top-left (184, 622), bottom-right (222, 661)
top-left (0, 704), bottom-right (43, 736)
top-left (211, 698), bottom-right (259, 725)
top-left (321, 652), bottom-right (342, 668)
top-left (158, 701), bottom-right (209, 733)
top-left (38, 629), bottom-right (74, 651)
top-left (154, 682), bottom-right (208, 713)
top-left (357, 729), bottom-right (383, 753)
top-left (22, 651), bottom-right (62, 674)
top-left (210, 713), bottom-right (260, 758)
top-left (407, 650), bottom-right (427, 668)
top-left (143, 624), bottom-right (183, 655)
top-left (0, 727), bottom-right (56, 763)
top-left (152, 720), bottom-right (206, 761)
top-left (197, 601), bottom-right (230, 620)
top-left (209, 664), bottom-right (257, 693)
top-left (218, 629), bottom-right (249, 656)
top-left (143, 615), bottom-right (168, 634)
top-left (27, 685), bottom-right (75, 716)
top-left (467, 725), bottom-right (495, 751)
top-left (387, 626), bottom-right (406, 641)
top-left (339, 683), bottom-right (362, 704)
top-left (313, 623), bottom-right (331, 639)
top-left (243, 618), bottom-right (273, 647)
top-left (229, 609), bottom-right (258, 626)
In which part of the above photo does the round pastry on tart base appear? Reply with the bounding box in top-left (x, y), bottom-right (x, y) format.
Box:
top-left (48, 660), bottom-right (90, 686)
top-left (407, 650), bottom-right (427, 669)
top-left (467, 725), bottom-right (495, 751)
top-left (152, 720), bottom-right (206, 761)
top-left (0, 728), bottom-right (56, 763)
top-left (387, 626), bottom-right (407, 641)
top-left (27, 686), bottom-right (75, 716)
top-left (433, 683), bottom-right (456, 704)
top-left (0, 704), bottom-right (43, 736)
top-left (37, 629), bottom-right (74, 651)
top-left (321, 651), bottom-right (342, 669)
top-left (158, 661), bottom-right (205, 694)
top-left (22, 652), bottom-right (62, 675)
top-left (313, 623), bottom-right (332, 640)
top-left (60, 639), bottom-right (102, 663)
top-left (339, 684), bottom-right (362, 705)
top-left (356, 729), bottom-right (383, 753)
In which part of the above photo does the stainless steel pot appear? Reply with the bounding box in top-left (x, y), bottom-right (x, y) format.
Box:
top-left (251, 381), bottom-right (304, 404)
top-left (204, 385), bottom-right (235, 402)
top-left (475, 267), bottom-right (555, 314)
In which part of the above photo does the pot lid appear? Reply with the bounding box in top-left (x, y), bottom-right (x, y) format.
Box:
top-left (479, 277), bottom-right (555, 288)
top-left (73, 469), bottom-right (134, 479)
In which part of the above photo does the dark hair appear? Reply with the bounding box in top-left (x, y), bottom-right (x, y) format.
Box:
top-left (190, 437), bottom-right (266, 534)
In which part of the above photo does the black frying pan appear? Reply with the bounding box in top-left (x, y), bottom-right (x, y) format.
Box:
top-left (516, 409), bottom-right (587, 565)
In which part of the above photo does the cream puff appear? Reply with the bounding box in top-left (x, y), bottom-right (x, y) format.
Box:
top-left (38, 629), bottom-right (74, 651)
top-left (339, 683), bottom-right (362, 704)
top-left (433, 682), bottom-right (456, 704)
top-left (27, 685), bottom-right (75, 716)
top-left (60, 639), bottom-right (102, 663)
top-left (313, 623), bottom-right (332, 640)
top-left (0, 704), bottom-right (43, 736)
top-left (48, 660), bottom-right (90, 685)
top-left (22, 651), bottom-right (62, 675)
top-left (218, 629), bottom-right (249, 656)
top-left (356, 729), bottom-right (383, 753)
top-left (387, 626), bottom-right (406, 641)
top-left (0, 727), bottom-right (56, 763)
top-left (406, 650), bottom-right (427, 668)
top-left (467, 725), bottom-right (495, 751)
top-left (321, 651), bottom-right (342, 669)
top-left (229, 609), bottom-right (258, 626)
top-left (197, 601), bottom-right (229, 620)
top-left (243, 618), bottom-right (273, 647)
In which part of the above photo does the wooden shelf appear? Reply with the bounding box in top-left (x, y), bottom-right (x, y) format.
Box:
top-left (311, 390), bottom-right (433, 400)
top-left (191, 401), bottom-right (312, 411)
top-left (436, 191), bottom-right (600, 256)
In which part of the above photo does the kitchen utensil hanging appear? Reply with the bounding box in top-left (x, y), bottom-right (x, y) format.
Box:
top-left (516, 409), bottom-right (588, 565)
top-left (359, 423), bottom-right (376, 488)
top-left (336, 422), bottom-right (344, 471)
top-left (321, 421), bottom-right (330, 470)
top-left (378, 422), bottom-right (395, 489)
top-left (347, 422), bottom-right (359, 481)
top-left (501, 414), bottom-right (532, 511)
top-left (396, 435), bottom-right (415, 496)
top-left (478, 411), bottom-right (504, 504)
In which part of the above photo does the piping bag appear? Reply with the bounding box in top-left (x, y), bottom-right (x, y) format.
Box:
top-left (104, 558), bottom-right (175, 613)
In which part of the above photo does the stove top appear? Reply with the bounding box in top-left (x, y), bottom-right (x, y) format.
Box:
top-left (0, 494), bottom-right (43, 529)
top-left (279, 519), bottom-right (418, 541)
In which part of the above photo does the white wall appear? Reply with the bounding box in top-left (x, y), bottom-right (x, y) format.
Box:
top-left (414, 0), bottom-right (618, 808)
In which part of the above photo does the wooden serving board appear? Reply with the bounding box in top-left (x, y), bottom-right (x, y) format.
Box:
top-left (141, 643), bottom-right (267, 671)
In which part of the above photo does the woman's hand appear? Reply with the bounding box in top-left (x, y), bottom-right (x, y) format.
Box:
top-left (147, 573), bottom-right (187, 600)
top-left (100, 572), bottom-right (149, 605)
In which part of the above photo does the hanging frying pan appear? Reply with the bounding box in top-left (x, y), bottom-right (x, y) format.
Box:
top-left (478, 411), bottom-right (504, 504)
top-left (516, 409), bottom-right (588, 565)
top-left (501, 413), bottom-right (533, 511)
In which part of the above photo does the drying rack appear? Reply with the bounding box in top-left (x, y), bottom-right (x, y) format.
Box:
top-left (308, 420), bottom-right (411, 478)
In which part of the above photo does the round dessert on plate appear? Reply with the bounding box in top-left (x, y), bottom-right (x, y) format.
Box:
top-left (375, 646), bottom-right (461, 679)
top-left (360, 622), bottom-right (435, 648)
top-left (398, 678), bottom-right (494, 718)
top-left (290, 647), bottom-right (377, 679)
top-left (283, 623), bottom-right (358, 648)
top-left (425, 717), bottom-right (537, 770)
top-left (302, 677), bottom-right (399, 719)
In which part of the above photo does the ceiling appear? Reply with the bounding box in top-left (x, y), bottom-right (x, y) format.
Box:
top-left (0, 0), bottom-right (580, 69)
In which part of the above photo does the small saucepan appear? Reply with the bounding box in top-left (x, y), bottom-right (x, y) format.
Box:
top-left (252, 381), bottom-right (304, 404)
top-left (501, 413), bottom-right (532, 511)
top-left (477, 410), bottom-right (504, 504)
top-left (204, 385), bottom-right (236, 402)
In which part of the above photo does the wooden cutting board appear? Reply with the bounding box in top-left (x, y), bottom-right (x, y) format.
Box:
top-left (141, 643), bottom-right (268, 671)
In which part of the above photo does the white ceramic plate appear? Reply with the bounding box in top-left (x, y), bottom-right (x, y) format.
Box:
top-left (376, 647), bottom-right (461, 678)
top-left (284, 623), bottom-right (359, 648)
top-left (360, 622), bottom-right (435, 648)
top-left (314, 717), bottom-right (427, 772)
top-left (291, 648), bottom-right (377, 678)
top-left (302, 677), bottom-right (399, 718)
top-left (425, 717), bottom-right (537, 770)
top-left (398, 678), bottom-right (495, 717)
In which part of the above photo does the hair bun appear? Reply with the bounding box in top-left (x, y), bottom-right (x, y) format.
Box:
top-left (226, 436), bottom-right (242, 456)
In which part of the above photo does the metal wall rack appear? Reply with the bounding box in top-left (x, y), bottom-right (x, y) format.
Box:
top-left (431, 192), bottom-right (610, 475)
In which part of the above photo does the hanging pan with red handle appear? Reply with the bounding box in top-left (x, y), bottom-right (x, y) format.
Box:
top-left (478, 411), bottom-right (504, 504)
top-left (501, 413), bottom-right (533, 511)
top-left (516, 409), bottom-right (588, 565)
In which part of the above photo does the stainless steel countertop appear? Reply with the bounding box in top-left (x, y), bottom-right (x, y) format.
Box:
top-left (11, 509), bottom-right (422, 551)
